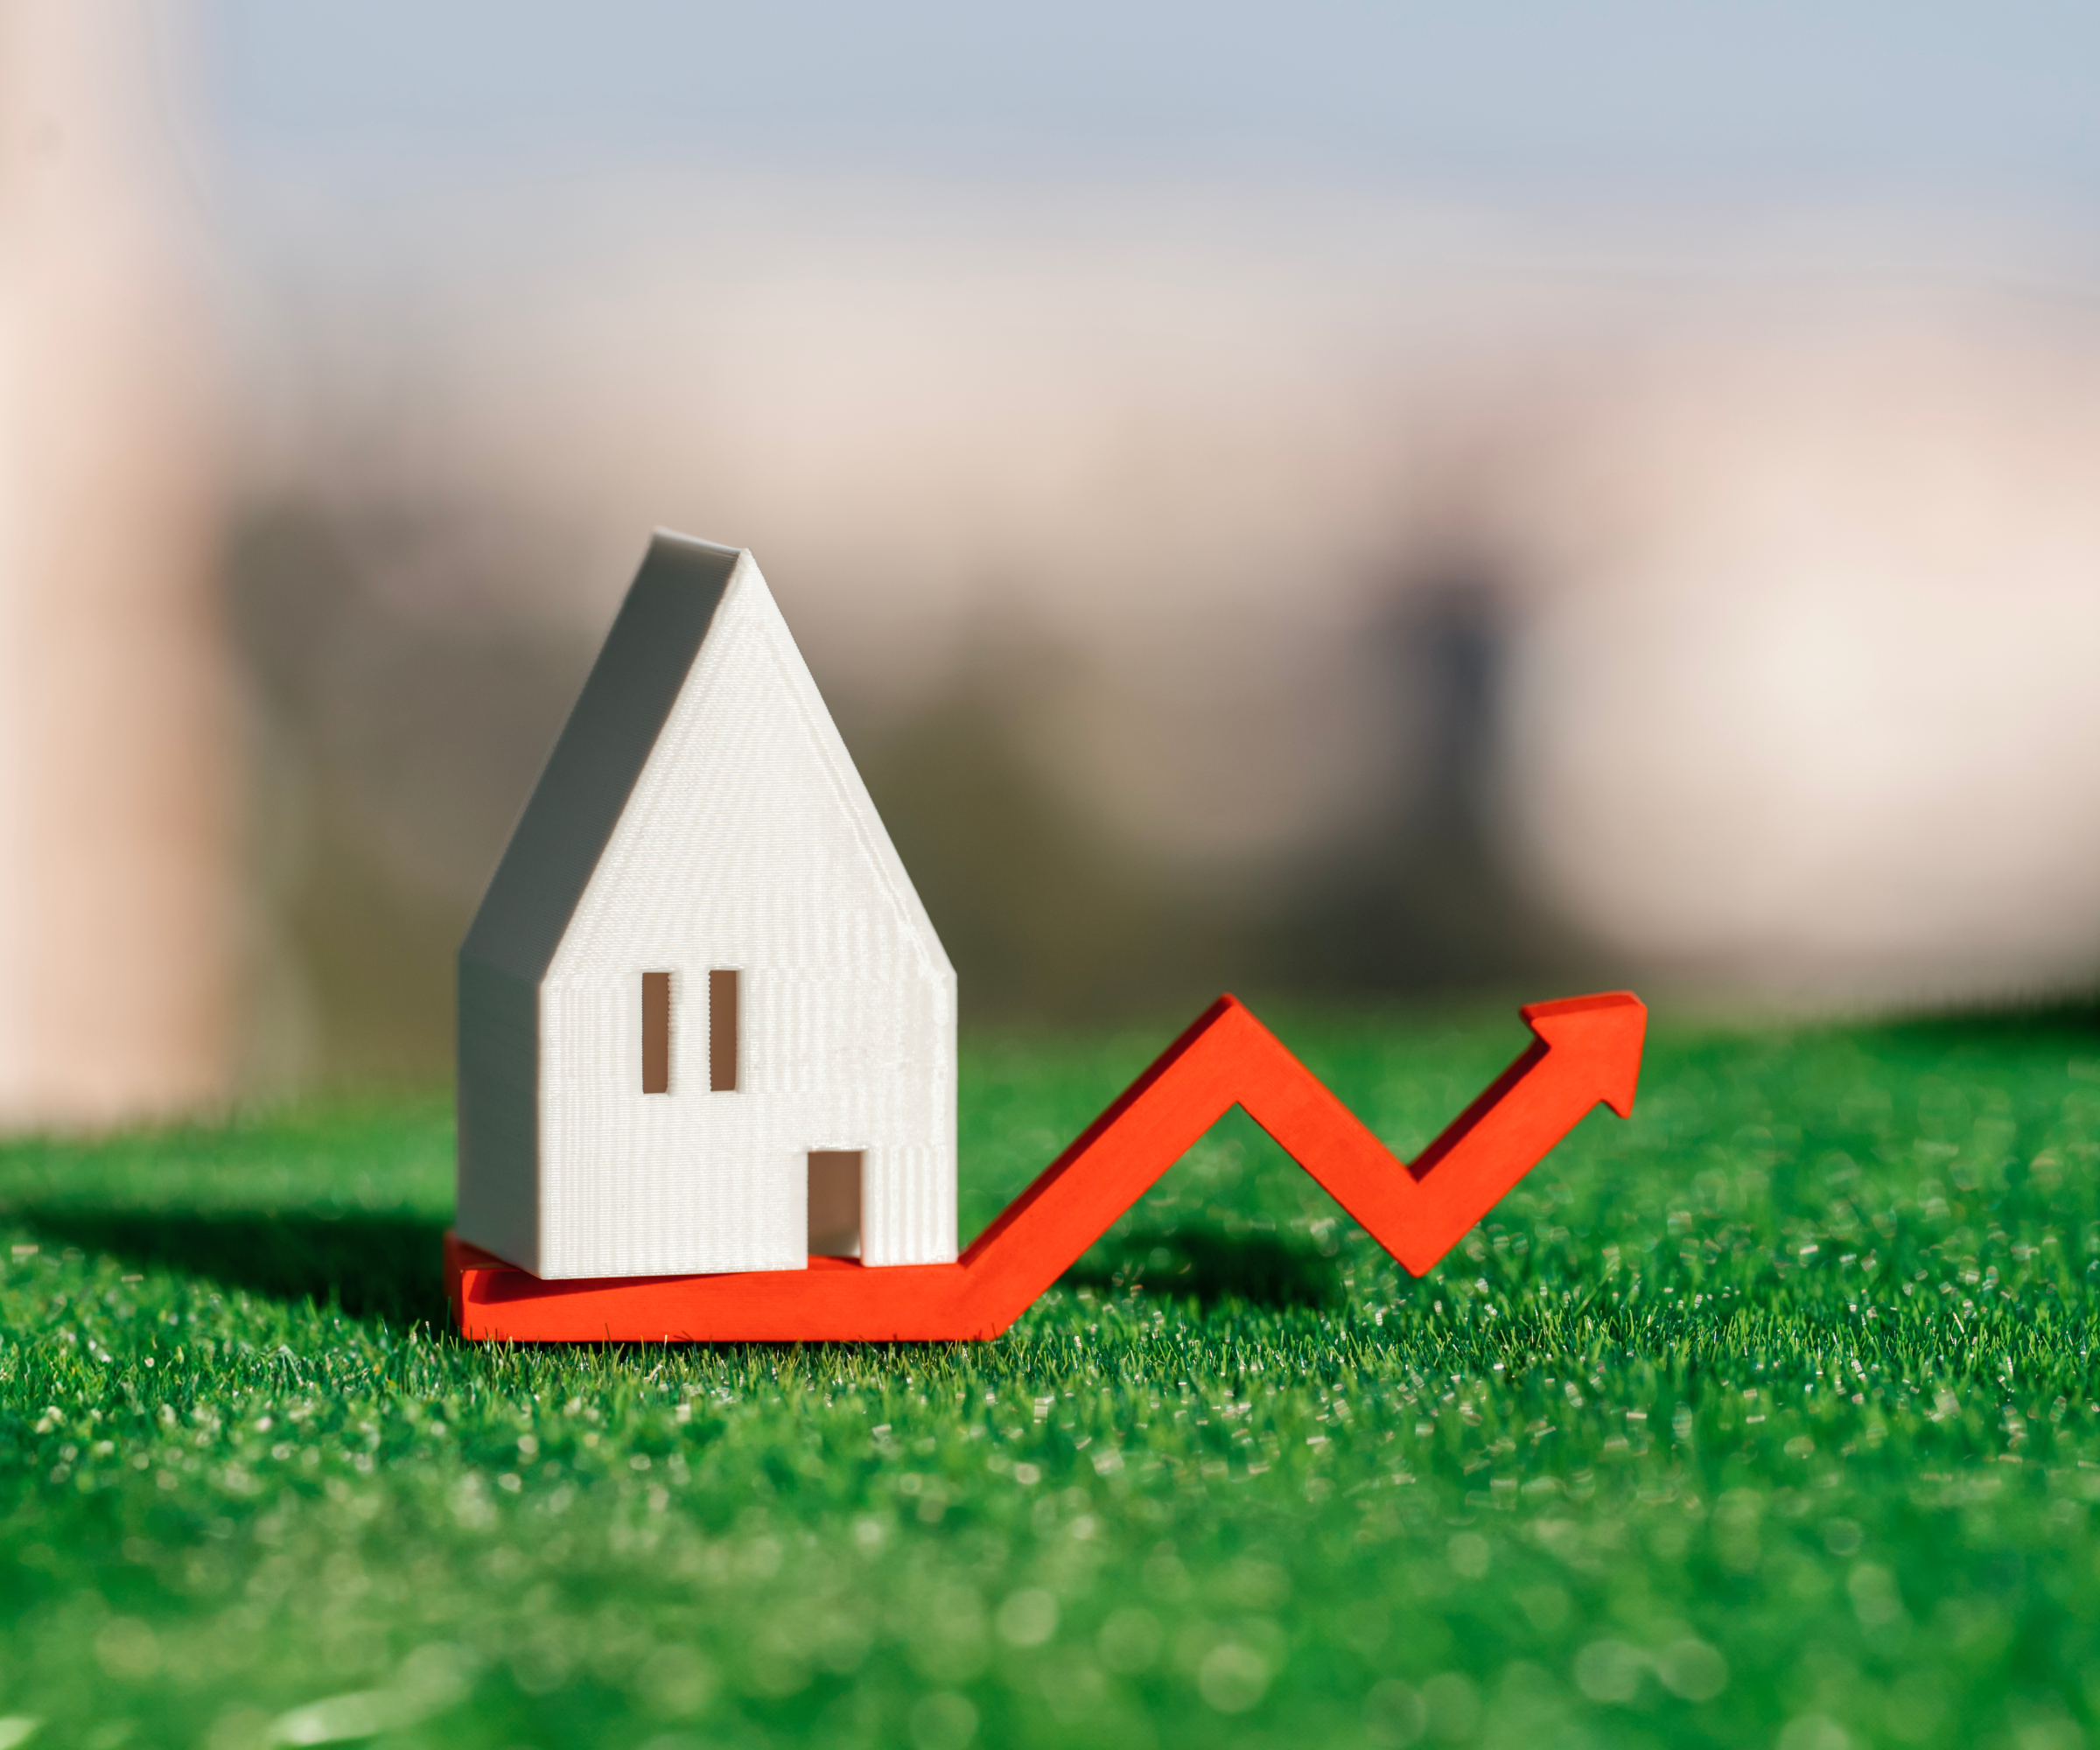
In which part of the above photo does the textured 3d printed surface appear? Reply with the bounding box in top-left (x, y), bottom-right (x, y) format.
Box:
top-left (457, 533), bottom-right (956, 1279)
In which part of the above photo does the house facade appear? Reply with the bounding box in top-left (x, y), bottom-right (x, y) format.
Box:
top-left (457, 533), bottom-right (957, 1279)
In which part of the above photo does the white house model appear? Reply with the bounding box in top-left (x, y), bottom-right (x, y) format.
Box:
top-left (457, 532), bottom-right (957, 1279)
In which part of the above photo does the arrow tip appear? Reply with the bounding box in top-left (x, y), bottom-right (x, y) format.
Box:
top-left (1519, 991), bottom-right (1647, 1117)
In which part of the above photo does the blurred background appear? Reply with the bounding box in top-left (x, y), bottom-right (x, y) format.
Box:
top-left (4, 0), bottom-right (2100, 1123)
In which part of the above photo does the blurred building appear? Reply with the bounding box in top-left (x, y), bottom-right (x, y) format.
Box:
top-left (0, 0), bottom-right (234, 1125)
top-left (217, 182), bottom-right (2100, 1068)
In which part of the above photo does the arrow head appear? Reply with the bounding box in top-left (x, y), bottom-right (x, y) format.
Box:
top-left (1519, 991), bottom-right (1648, 1118)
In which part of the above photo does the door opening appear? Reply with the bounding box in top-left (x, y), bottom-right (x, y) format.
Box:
top-left (807, 1151), bottom-right (863, 1258)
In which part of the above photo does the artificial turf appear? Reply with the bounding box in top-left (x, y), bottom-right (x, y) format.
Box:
top-left (4, 998), bottom-right (2100, 1750)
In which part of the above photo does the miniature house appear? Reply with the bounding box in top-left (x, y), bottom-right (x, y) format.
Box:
top-left (457, 532), bottom-right (957, 1279)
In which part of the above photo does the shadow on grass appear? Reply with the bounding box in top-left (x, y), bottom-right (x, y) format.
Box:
top-left (1062, 1222), bottom-right (1342, 1310)
top-left (9, 1208), bottom-right (449, 1327)
top-left (1864, 996), bottom-right (2100, 1046)
top-left (11, 1205), bottom-right (1340, 1331)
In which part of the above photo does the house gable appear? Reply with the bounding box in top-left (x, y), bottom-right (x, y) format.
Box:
top-left (550, 549), bottom-right (949, 997)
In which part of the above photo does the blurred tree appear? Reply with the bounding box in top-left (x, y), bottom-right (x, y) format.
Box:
top-left (1283, 560), bottom-right (1591, 996)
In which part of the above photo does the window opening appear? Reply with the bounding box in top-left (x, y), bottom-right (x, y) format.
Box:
top-left (807, 1151), bottom-right (863, 1257)
top-left (640, 972), bottom-right (671, 1094)
top-left (709, 969), bottom-right (740, 1092)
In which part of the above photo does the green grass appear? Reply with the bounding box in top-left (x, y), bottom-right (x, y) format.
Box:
top-left (5, 1000), bottom-right (2100, 1750)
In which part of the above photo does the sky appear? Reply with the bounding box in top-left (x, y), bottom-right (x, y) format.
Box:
top-left (196, 2), bottom-right (2100, 214)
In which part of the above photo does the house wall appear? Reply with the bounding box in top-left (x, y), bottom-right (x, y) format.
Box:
top-left (532, 556), bottom-right (956, 1278)
top-left (455, 956), bottom-right (541, 1271)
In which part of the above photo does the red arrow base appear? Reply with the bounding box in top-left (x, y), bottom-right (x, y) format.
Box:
top-left (445, 990), bottom-right (1645, 1343)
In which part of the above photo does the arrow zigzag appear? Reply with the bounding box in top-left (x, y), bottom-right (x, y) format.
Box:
top-left (446, 991), bottom-right (1647, 1342)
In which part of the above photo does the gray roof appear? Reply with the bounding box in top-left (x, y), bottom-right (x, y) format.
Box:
top-left (459, 531), bottom-right (739, 986)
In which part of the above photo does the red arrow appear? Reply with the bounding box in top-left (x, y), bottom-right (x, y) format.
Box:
top-left (446, 990), bottom-right (1645, 1342)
